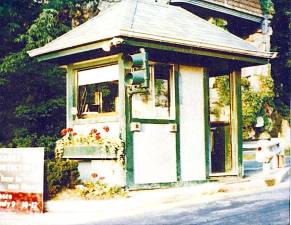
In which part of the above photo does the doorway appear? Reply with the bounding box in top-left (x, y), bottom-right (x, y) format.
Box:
top-left (209, 75), bottom-right (233, 174)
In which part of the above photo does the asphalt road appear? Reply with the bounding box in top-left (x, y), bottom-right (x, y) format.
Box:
top-left (95, 182), bottom-right (290, 225)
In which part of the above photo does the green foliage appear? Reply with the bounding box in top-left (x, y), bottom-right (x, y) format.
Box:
top-left (18, 9), bottom-right (70, 50)
top-left (45, 159), bottom-right (80, 200)
top-left (213, 76), bottom-right (230, 106)
top-left (271, 0), bottom-right (290, 118)
top-left (0, 2), bottom-right (68, 146)
top-left (0, 0), bottom-right (41, 58)
top-left (260, 0), bottom-right (274, 15)
top-left (213, 74), bottom-right (275, 139)
top-left (241, 75), bottom-right (274, 139)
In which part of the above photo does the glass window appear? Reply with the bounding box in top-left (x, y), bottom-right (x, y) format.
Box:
top-left (132, 64), bottom-right (174, 119)
top-left (77, 65), bottom-right (119, 119)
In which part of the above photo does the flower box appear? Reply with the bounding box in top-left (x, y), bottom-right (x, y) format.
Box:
top-left (62, 145), bottom-right (117, 159)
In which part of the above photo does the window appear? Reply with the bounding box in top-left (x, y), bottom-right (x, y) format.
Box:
top-left (132, 64), bottom-right (175, 119)
top-left (77, 65), bottom-right (119, 119)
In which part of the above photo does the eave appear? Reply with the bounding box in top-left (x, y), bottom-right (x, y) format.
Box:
top-left (32, 36), bottom-right (272, 68)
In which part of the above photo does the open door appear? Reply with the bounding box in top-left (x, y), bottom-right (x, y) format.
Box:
top-left (209, 75), bottom-right (233, 174)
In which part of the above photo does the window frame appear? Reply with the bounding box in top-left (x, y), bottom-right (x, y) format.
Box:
top-left (74, 63), bottom-right (119, 121)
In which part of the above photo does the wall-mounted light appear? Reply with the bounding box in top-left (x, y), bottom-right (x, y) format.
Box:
top-left (101, 38), bottom-right (124, 52)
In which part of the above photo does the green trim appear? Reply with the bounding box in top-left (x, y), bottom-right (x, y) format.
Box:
top-left (131, 118), bottom-right (176, 124)
top-left (34, 39), bottom-right (112, 62)
top-left (127, 180), bottom-right (208, 190)
top-left (203, 69), bottom-right (210, 179)
top-left (224, 125), bottom-right (231, 172)
top-left (171, 0), bottom-right (263, 22)
top-left (124, 38), bottom-right (268, 64)
top-left (235, 73), bottom-right (243, 177)
top-left (174, 68), bottom-right (181, 181)
top-left (71, 55), bottom-right (119, 70)
top-left (118, 54), bottom-right (127, 141)
top-left (125, 74), bottom-right (135, 186)
top-left (66, 65), bottom-right (74, 127)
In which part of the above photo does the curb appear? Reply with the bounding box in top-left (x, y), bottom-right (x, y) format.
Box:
top-left (264, 167), bottom-right (290, 186)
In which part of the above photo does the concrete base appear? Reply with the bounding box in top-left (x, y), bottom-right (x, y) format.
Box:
top-left (77, 159), bottom-right (125, 186)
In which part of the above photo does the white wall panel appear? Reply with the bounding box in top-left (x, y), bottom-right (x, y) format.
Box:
top-left (73, 122), bottom-right (119, 137)
top-left (133, 124), bottom-right (177, 184)
top-left (179, 66), bottom-right (206, 181)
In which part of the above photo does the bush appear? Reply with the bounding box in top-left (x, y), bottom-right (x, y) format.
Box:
top-left (78, 179), bottom-right (127, 200)
top-left (44, 159), bottom-right (80, 200)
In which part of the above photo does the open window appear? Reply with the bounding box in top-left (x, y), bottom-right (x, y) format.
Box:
top-left (77, 65), bottom-right (119, 119)
top-left (132, 64), bottom-right (175, 119)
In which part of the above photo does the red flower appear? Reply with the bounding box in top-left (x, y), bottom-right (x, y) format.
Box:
top-left (103, 126), bottom-right (110, 132)
top-left (60, 129), bottom-right (67, 137)
top-left (67, 128), bottom-right (73, 132)
top-left (90, 128), bottom-right (98, 134)
top-left (73, 132), bottom-right (77, 136)
top-left (91, 173), bottom-right (98, 178)
top-left (95, 133), bottom-right (101, 140)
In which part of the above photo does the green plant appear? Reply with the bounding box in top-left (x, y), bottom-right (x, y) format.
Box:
top-left (78, 176), bottom-right (127, 200)
top-left (45, 159), bottom-right (80, 200)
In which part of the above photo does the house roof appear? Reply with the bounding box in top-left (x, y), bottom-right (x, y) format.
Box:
top-left (28, 0), bottom-right (272, 60)
top-left (208, 0), bottom-right (263, 16)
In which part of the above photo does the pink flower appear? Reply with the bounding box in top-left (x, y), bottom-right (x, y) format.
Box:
top-left (73, 132), bottom-right (77, 136)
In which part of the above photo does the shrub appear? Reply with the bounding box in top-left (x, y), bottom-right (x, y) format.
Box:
top-left (44, 159), bottom-right (80, 200)
top-left (77, 173), bottom-right (127, 200)
top-left (78, 179), bottom-right (127, 200)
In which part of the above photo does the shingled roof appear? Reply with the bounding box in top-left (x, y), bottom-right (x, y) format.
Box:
top-left (209, 0), bottom-right (263, 16)
top-left (28, 0), bottom-right (271, 59)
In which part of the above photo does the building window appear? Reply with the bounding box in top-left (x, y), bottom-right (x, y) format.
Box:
top-left (132, 64), bottom-right (175, 119)
top-left (77, 65), bottom-right (119, 119)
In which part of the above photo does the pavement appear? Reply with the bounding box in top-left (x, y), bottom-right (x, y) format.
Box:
top-left (0, 161), bottom-right (290, 225)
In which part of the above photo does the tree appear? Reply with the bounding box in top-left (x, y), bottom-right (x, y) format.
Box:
top-left (0, 0), bottom-right (41, 59)
top-left (271, 0), bottom-right (291, 118)
top-left (0, 0), bottom-right (101, 148)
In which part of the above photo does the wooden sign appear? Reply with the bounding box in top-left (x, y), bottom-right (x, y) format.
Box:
top-left (0, 148), bottom-right (44, 213)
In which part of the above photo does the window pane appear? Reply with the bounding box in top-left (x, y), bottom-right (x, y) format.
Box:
top-left (154, 65), bottom-right (170, 117)
top-left (77, 66), bottom-right (119, 119)
top-left (132, 64), bottom-right (173, 119)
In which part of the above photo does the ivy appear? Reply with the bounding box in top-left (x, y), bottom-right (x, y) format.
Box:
top-left (260, 0), bottom-right (274, 15)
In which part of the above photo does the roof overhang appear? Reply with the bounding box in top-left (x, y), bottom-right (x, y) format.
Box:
top-left (31, 36), bottom-right (272, 66)
top-left (170, 0), bottom-right (264, 23)
top-left (27, 0), bottom-right (275, 68)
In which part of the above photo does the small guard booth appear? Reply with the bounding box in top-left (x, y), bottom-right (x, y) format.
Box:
top-left (28, 0), bottom-right (273, 189)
